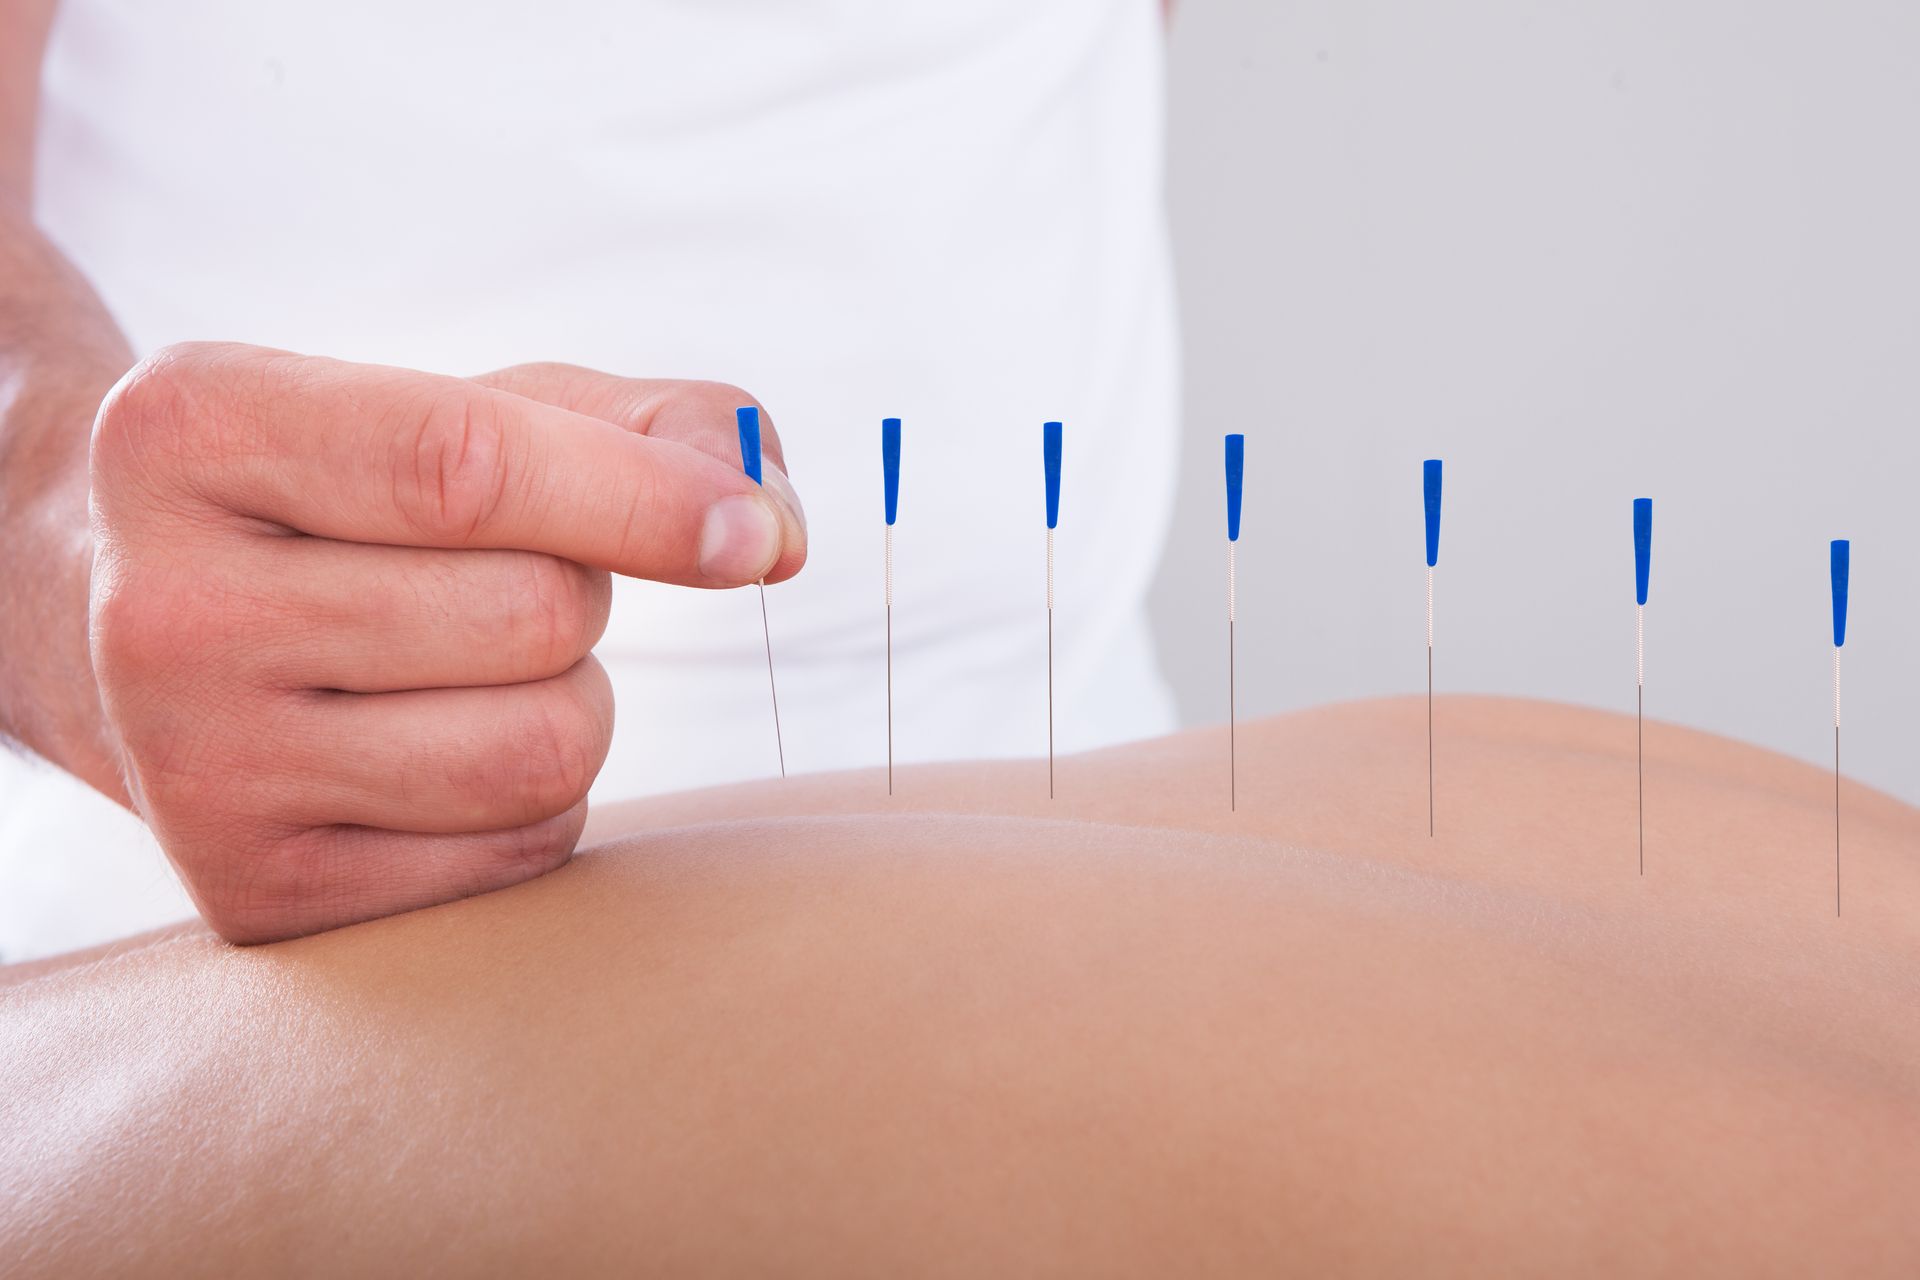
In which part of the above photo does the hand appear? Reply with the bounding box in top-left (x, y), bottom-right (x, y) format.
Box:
top-left (87, 342), bottom-right (805, 943)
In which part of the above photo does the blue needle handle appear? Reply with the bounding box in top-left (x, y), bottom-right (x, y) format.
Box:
top-left (1423, 459), bottom-right (1443, 567)
top-left (881, 417), bottom-right (901, 525)
top-left (1633, 498), bottom-right (1652, 605)
top-left (1831, 539), bottom-right (1850, 647)
top-left (1043, 421), bottom-right (1063, 529)
top-left (1225, 434), bottom-right (1245, 542)
top-left (735, 406), bottom-right (763, 485)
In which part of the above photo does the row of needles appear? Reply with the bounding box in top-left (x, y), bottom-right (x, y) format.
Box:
top-left (733, 413), bottom-right (1859, 916)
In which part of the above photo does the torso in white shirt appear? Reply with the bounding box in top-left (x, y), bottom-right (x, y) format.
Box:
top-left (0, 0), bottom-right (1180, 959)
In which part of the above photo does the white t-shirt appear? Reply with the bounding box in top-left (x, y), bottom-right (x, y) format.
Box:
top-left (0, 0), bottom-right (1180, 960)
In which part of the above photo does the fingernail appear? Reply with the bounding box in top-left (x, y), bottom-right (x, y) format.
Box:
top-left (762, 464), bottom-right (809, 546)
top-left (699, 494), bottom-right (781, 583)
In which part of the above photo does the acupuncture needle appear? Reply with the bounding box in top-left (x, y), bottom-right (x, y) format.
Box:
top-left (1633, 497), bottom-right (1652, 874)
top-left (1224, 433), bottom-right (1245, 811)
top-left (1043, 421), bottom-right (1063, 799)
top-left (735, 406), bottom-right (786, 777)
top-left (881, 417), bottom-right (902, 796)
top-left (1830, 538), bottom-right (1850, 916)
top-left (1423, 459), bottom-right (1443, 837)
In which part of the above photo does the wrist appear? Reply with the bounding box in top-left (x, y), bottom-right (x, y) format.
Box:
top-left (0, 356), bottom-right (132, 803)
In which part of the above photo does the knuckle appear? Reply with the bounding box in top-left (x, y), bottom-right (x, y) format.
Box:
top-left (473, 672), bottom-right (608, 823)
top-left (181, 832), bottom-right (284, 940)
top-left (133, 737), bottom-right (296, 939)
top-left (90, 564), bottom-right (190, 689)
top-left (91, 343), bottom-right (272, 503)
top-left (116, 689), bottom-right (268, 817)
top-left (692, 380), bottom-right (757, 413)
top-left (187, 827), bottom-right (318, 945)
top-left (94, 586), bottom-right (286, 821)
top-left (445, 689), bottom-right (598, 827)
top-left (91, 347), bottom-right (197, 481)
top-left (508, 556), bottom-right (605, 677)
top-left (92, 557), bottom-right (263, 697)
top-left (478, 806), bottom-right (583, 885)
top-left (392, 389), bottom-right (514, 543)
top-left (514, 690), bottom-right (603, 817)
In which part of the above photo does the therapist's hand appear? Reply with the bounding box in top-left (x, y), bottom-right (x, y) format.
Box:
top-left (87, 342), bottom-right (806, 943)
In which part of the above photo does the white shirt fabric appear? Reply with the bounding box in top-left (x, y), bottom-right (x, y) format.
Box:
top-left (0, 0), bottom-right (1180, 961)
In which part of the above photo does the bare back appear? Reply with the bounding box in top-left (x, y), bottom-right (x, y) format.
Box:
top-left (4, 697), bottom-right (1917, 1275)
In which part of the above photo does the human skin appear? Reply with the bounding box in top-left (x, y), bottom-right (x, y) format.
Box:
top-left (1, 1), bottom-right (805, 943)
top-left (85, 346), bottom-right (806, 945)
top-left (3, 696), bottom-right (1915, 1276)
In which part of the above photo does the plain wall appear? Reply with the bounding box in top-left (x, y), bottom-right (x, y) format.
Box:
top-left (1149, 0), bottom-right (1920, 805)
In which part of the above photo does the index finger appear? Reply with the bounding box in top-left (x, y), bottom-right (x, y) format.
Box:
top-left (467, 364), bottom-right (806, 580)
top-left (469, 364), bottom-right (792, 477)
top-left (105, 344), bottom-right (802, 588)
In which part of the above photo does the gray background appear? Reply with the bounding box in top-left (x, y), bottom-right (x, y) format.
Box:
top-left (1148, 0), bottom-right (1920, 804)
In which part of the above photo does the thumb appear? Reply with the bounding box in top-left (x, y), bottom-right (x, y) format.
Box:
top-left (470, 363), bottom-right (806, 583)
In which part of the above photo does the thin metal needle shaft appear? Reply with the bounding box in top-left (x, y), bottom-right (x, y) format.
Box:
top-left (1427, 564), bottom-right (1435, 838)
top-left (735, 406), bottom-right (785, 780)
top-left (1228, 541), bottom-right (1237, 812)
top-left (1222, 433), bottom-right (1246, 814)
top-left (1418, 459), bottom-right (1444, 837)
top-left (757, 581), bottom-right (785, 778)
top-left (879, 416), bottom-right (902, 798)
top-left (1040, 420), bottom-right (1063, 801)
top-left (1827, 538), bottom-right (1849, 918)
top-left (1631, 497), bottom-right (1653, 876)
top-left (885, 523), bottom-right (893, 796)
